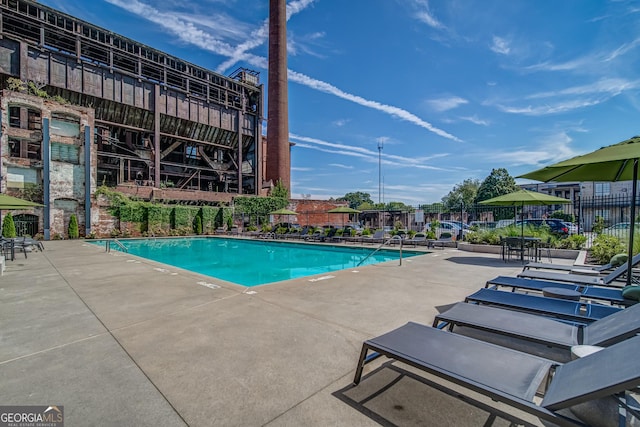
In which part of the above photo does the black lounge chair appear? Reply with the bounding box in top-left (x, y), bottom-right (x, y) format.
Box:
top-left (433, 302), bottom-right (640, 356)
top-left (465, 288), bottom-right (621, 324)
top-left (353, 322), bottom-right (640, 427)
top-left (523, 252), bottom-right (640, 274)
top-left (518, 260), bottom-right (633, 287)
top-left (486, 275), bottom-right (635, 306)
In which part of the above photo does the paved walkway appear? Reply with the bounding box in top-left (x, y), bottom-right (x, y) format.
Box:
top-left (0, 239), bottom-right (554, 426)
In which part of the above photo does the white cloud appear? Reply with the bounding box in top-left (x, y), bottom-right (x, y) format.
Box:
top-left (459, 115), bottom-right (489, 126)
top-left (427, 96), bottom-right (468, 112)
top-left (328, 163), bottom-right (354, 169)
top-left (332, 119), bottom-right (350, 127)
top-left (490, 36), bottom-right (511, 55)
top-left (106, 0), bottom-right (460, 143)
top-left (489, 131), bottom-right (579, 166)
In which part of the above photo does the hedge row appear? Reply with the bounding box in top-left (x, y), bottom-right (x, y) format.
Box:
top-left (118, 204), bottom-right (231, 235)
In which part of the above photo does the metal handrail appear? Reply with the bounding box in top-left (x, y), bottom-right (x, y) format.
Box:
top-left (357, 236), bottom-right (403, 267)
top-left (105, 238), bottom-right (128, 253)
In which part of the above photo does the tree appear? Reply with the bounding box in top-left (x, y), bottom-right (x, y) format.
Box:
top-left (68, 214), bottom-right (79, 239)
top-left (475, 168), bottom-right (518, 203)
top-left (2, 213), bottom-right (16, 238)
top-left (442, 179), bottom-right (480, 211)
top-left (336, 192), bottom-right (374, 209)
top-left (271, 179), bottom-right (289, 199)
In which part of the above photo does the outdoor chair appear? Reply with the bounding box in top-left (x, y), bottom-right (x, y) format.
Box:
top-left (353, 322), bottom-right (640, 427)
top-left (465, 288), bottom-right (621, 324)
top-left (518, 259), bottom-right (636, 287)
top-left (523, 252), bottom-right (640, 275)
top-left (503, 236), bottom-right (525, 261)
top-left (486, 275), bottom-right (635, 306)
top-left (432, 302), bottom-right (640, 359)
top-left (430, 232), bottom-right (455, 249)
top-left (403, 232), bottom-right (427, 247)
top-left (360, 230), bottom-right (385, 244)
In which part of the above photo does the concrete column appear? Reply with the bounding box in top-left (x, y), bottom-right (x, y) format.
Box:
top-left (84, 125), bottom-right (91, 236)
top-left (43, 118), bottom-right (50, 240)
top-left (266, 0), bottom-right (290, 190)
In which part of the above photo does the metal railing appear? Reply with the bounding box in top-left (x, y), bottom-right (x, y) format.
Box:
top-left (105, 238), bottom-right (128, 253)
top-left (357, 236), bottom-right (403, 267)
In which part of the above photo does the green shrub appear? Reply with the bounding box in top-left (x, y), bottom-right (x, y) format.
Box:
top-left (590, 234), bottom-right (626, 264)
top-left (610, 253), bottom-right (628, 267)
top-left (194, 215), bottom-right (203, 235)
top-left (592, 216), bottom-right (606, 234)
top-left (68, 214), bottom-right (79, 239)
top-left (2, 213), bottom-right (16, 238)
top-left (554, 234), bottom-right (586, 250)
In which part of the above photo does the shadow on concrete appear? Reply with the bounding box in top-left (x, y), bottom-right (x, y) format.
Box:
top-left (445, 256), bottom-right (524, 268)
top-left (333, 362), bottom-right (528, 427)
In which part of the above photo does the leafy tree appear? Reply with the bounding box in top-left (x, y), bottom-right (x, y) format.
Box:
top-left (475, 168), bottom-right (518, 203)
top-left (194, 215), bottom-right (203, 235)
top-left (385, 201), bottom-right (413, 212)
top-left (2, 213), bottom-right (16, 238)
top-left (271, 179), bottom-right (289, 199)
top-left (68, 214), bottom-right (79, 239)
top-left (442, 179), bottom-right (480, 211)
top-left (336, 192), bottom-right (374, 209)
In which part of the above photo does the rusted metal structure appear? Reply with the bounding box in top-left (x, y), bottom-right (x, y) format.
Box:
top-left (0, 0), bottom-right (264, 202)
top-left (266, 0), bottom-right (290, 190)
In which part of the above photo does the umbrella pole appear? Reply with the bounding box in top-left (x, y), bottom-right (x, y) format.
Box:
top-left (627, 159), bottom-right (638, 287)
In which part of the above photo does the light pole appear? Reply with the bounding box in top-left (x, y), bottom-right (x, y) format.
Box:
top-left (378, 140), bottom-right (383, 229)
top-left (378, 140), bottom-right (383, 204)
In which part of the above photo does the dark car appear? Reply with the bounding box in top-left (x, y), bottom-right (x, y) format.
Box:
top-left (516, 219), bottom-right (569, 235)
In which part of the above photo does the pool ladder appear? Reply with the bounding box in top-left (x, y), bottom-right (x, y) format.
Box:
top-left (105, 238), bottom-right (128, 253)
top-left (357, 236), bottom-right (403, 267)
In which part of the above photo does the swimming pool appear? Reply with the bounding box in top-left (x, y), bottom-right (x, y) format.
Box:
top-left (92, 237), bottom-right (423, 287)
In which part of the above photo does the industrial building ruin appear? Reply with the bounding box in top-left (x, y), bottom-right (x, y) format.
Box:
top-left (0, 0), bottom-right (266, 237)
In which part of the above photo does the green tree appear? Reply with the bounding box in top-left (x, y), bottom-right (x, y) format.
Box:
top-left (271, 179), bottom-right (289, 199)
top-left (194, 215), bottom-right (203, 235)
top-left (442, 179), bottom-right (480, 211)
top-left (336, 192), bottom-right (374, 209)
top-left (475, 168), bottom-right (518, 203)
top-left (2, 213), bottom-right (16, 238)
top-left (68, 214), bottom-right (79, 239)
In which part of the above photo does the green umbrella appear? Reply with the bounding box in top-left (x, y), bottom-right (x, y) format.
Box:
top-left (327, 206), bottom-right (362, 214)
top-left (327, 206), bottom-right (362, 228)
top-left (480, 190), bottom-right (570, 261)
top-left (269, 208), bottom-right (298, 215)
top-left (519, 136), bottom-right (640, 285)
top-left (0, 194), bottom-right (44, 209)
top-left (269, 208), bottom-right (297, 227)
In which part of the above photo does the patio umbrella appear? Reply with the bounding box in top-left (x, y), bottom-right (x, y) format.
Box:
top-left (480, 190), bottom-right (570, 261)
top-left (327, 206), bottom-right (361, 228)
top-left (0, 194), bottom-right (44, 210)
top-left (269, 208), bottom-right (297, 226)
top-left (518, 135), bottom-right (640, 285)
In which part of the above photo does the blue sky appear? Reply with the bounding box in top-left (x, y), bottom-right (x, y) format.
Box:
top-left (39, 0), bottom-right (640, 205)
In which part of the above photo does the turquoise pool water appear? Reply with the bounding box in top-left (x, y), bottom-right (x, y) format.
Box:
top-left (92, 237), bottom-right (423, 287)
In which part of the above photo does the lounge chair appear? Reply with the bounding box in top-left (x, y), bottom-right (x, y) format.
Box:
top-left (523, 253), bottom-right (640, 275)
top-left (353, 322), bottom-right (640, 427)
top-left (518, 260), bottom-right (634, 287)
top-left (360, 230), bottom-right (385, 244)
top-left (486, 275), bottom-right (635, 306)
top-left (430, 233), bottom-right (456, 249)
top-left (403, 232), bottom-right (427, 247)
top-left (465, 288), bottom-right (622, 324)
top-left (433, 302), bottom-right (640, 356)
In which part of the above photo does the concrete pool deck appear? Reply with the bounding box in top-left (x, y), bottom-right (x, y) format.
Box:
top-left (0, 239), bottom-right (567, 426)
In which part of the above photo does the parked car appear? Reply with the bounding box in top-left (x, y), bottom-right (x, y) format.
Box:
top-left (562, 221), bottom-right (578, 234)
top-left (515, 219), bottom-right (569, 235)
top-left (495, 219), bottom-right (516, 229)
top-left (469, 221), bottom-right (496, 230)
top-left (424, 221), bottom-right (469, 239)
top-left (603, 222), bottom-right (640, 236)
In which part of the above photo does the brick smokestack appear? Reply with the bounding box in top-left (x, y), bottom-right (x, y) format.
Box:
top-left (266, 0), bottom-right (290, 190)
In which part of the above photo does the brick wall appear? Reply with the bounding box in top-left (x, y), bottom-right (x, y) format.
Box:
top-left (289, 199), bottom-right (350, 227)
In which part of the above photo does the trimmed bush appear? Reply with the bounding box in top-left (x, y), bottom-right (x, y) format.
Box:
top-left (68, 214), bottom-right (79, 239)
top-left (2, 213), bottom-right (16, 238)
